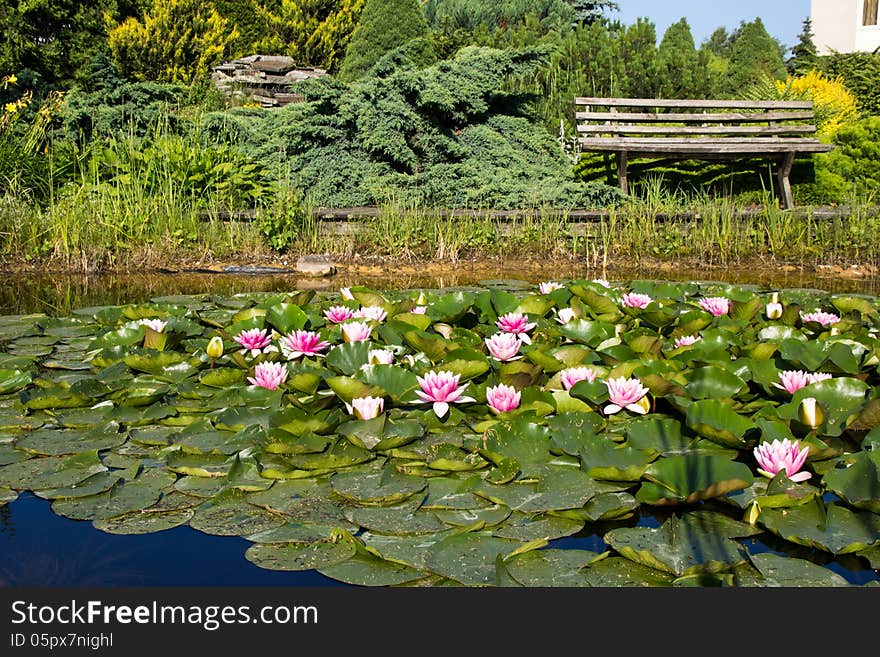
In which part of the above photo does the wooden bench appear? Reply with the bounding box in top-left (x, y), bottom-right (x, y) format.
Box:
top-left (574, 97), bottom-right (835, 209)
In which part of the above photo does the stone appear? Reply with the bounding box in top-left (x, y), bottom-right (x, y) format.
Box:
top-left (296, 255), bottom-right (337, 277)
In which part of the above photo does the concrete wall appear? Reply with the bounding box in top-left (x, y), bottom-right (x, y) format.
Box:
top-left (811, 0), bottom-right (880, 53)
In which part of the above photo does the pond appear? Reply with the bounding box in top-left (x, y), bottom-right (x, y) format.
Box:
top-left (1, 266), bottom-right (879, 587)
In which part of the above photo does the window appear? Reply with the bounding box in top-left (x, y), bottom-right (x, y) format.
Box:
top-left (865, 0), bottom-right (879, 26)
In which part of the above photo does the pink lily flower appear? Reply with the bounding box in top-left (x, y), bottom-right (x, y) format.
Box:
top-left (485, 332), bottom-right (523, 361)
top-left (234, 328), bottom-right (278, 358)
top-left (341, 321), bottom-right (372, 343)
top-left (539, 281), bottom-right (563, 294)
top-left (754, 438), bottom-right (811, 482)
top-left (324, 305), bottom-right (355, 324)
top-left (139, 318), bottom-right (167, 333)
top-left (556, 308), bottom-right (577, 324)
top-left (368, 349), bottom-right (395, 365)
top-left (485, 384), bottom-right (522, 414)
top-left (621, 292), bottom-right (651, 309)
top-left (345, 396), bottom-right (385, 420)
top-left (604, 376), bottom-right (650, 415)
top-left (774, 370), bottom-right (833, 394)
top-left (247, 361), bottom-right (288, 390)
top-left (593, 279), bottom-right (610, 288)
top-left (411, 306), bottom-right (427, 314)
top-left (698, 297), bottom-right (731, 317)
top-left (560, 366), bottom-right (597, 390)
top-left (353, 306), bottom-right (387, 323)
top-left (415, 370), bottom-right (475, 417)
top-left (800, 310), bottom-right (840, 327)
top-left (496, 312), bottom-right (537, 345)
top-left (673, 334), bottom-right (701, 348)
top-left (279, 330), bottom-right (330, 360)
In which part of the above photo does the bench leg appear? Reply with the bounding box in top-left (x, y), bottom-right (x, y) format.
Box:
top-left (617, 151), bottom-right (629, 196)
top-left (776, 152), bottom-right (795, 210)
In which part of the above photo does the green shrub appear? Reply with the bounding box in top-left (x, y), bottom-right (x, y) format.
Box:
top-left (817, 52), bottom-right (880, 115)
top-left (800, 115), bottom-right (880, 204)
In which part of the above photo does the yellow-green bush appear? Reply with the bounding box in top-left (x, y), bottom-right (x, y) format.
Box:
top-left (107, 0), bottom-right (238, 84)
top-left (773, 70), bottom-right (859, 140)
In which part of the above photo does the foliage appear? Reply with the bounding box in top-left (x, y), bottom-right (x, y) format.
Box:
top-left (722, 18), bottom-right (787, 96)
top-left (787, 17), bottom-right (818, 76)
top-left (816, 51), bottom-right (880, 116)
top-left (774, 71), bottom-right (860, 140)
top-left (808, 116), bottom-right (880, 204)
top-left (249, 0), bottom-right (366, 72)
top-left (107, 0), bottom-right (238, 84)
top-left (339, 0), bottom-right (433, 81)
top-left (424, 0), bottom-right (575, 33)
top-left (656, 18), bottom-right (711, 99)
top-left (0, 0), bottom-right (143, 92)
top-left (204, 45), bottom-right (621, 209)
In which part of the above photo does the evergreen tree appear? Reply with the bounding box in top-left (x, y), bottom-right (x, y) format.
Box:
top-left (788, 16), bottom-right (818, 75)
top-left (569, 1), bottom-right (618, 25)
top-left (619, 18), bottom-right (659, 98)
top-left (724, 18), bottom-right (786, 95)
top-left (338, 0), bottom-right (433, 81)
top-left (657, 18), bottom-right (709, 99)
top-left (703, 27), bottom-right (732, 58)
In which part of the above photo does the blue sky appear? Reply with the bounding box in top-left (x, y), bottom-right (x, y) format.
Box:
top-left (610, 0), bottom-right (812, 50)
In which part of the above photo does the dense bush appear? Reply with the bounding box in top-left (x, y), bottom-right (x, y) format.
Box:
top-left (203, 45), bottom-right (622, 209)
top-left (805, 116), bottom-right (880, 204)
top-left (816, 51), bottom-right (880, 116)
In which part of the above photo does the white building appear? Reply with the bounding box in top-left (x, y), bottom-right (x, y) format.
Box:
top-left (811, 0), bottom-right (880, 54)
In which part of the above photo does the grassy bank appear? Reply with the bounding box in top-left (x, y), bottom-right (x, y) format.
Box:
top-left (2, 178), bottom-right (879, 275)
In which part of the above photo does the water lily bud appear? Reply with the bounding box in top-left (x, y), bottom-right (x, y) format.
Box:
top-left (633, 395), bottom-right (652, 414)
top-left (745, 501), bottom-right (761, 526)
top-left (206, 336), bottom-right (224, 359)
top-left (765, 293), bottom-right (783, 320)
top-left (415, 291), bottom-right (427, 306)
top-left (798, 396), bottom-right (824, 430)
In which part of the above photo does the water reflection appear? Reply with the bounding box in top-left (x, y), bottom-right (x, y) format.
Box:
top-left (2, 265), bottom-right (879, 316)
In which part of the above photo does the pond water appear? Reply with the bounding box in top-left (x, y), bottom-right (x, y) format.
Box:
top-left (1, 265), bottom-right (879, 587)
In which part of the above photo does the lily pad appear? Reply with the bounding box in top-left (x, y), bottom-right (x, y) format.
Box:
top-left (0, 450), bottom-right (107, 490)
top-left (637, 454), bottom-right (754, 505)
top-left (747, 552), bottom-right (850, 587)
top-left (93, 508), bottom-right (195, 535)
top-left (505, 548), bottom-right (606, 587)
top-left (329, 467), bottom-right (427, 506)
top-left (246, 536), bottom-right (358, 572)
top-left (424, 532), bottom-right (525, 585)
top-left (491, 512), bottom-right (584, 541)
top-left (758, 500), bottom-right (880, 554)
top-left (189, 489), bottom-right (287, 536)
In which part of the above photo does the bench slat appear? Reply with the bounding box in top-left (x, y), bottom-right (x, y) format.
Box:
top-left (576, 138), bottom-right (834, 154)
top-left (574, 110), bottom-right (816, 123)
top-left (575, 97), bottom-right (815, 110)
top-left (577, 124), bottom-right (817, 136)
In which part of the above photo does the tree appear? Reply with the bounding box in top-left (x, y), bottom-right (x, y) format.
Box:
top-left (724, 18), bottom-right (786, 95)
top-left (619, 18), bottom-right (659, 98)
top-left (338, 0), bottom-right (433, 81)
top-left (569, 1), bottom-right (618, 25)
top-left (788, 17), bottom-right (818, 75)
top-left (107, 0), bottom-right (238, 84)
top-left (657, 18), bottom-right (710, 99)
top-left (0, 0), bottom-right (145, 91)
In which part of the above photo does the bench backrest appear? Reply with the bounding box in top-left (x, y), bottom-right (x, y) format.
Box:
top-left (574, 97), bottom-right (819, 139)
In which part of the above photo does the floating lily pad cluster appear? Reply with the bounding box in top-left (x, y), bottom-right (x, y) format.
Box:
top-left (1, 279), bottom-right (879, 587)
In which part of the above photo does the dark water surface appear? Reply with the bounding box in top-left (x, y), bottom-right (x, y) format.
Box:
top-left (1, 265), bottom-right (879, 586)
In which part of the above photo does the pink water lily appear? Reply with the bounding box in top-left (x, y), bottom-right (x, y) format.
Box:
top-left (593, 279), bottom-right (610, 288)
top-left (411, 306), bottom-right (427, 314)
top-left (368, 349), bottom-right (395, 365)
top-left (560, 366), bottom-right (597, 390)
top-left (324, 305), bottom-right (355, 324)
top-left (247, 361), bottom-right (288, 390)
top-left (754, 438), bottom-right (811, 482)
top-left (698, 296), bottom-right (731, 316)
top-left (774, 370), bottom-right (833, 394)
top-left (604, 376), bottom-right (650, 415)
top-left (346, 396), bottom-right (385, 420)
top-left (539, 281), bottom-right (563, 294)
top-left (354, 306), bottom-right (387, 323)
top-left (673, 334), bottom-right (701, 348)
top-left (800, 310), bottom-right (840, 327)
top-left (279, 330), bottom-right (330, 360)
top-left (341, 321), bottom-right (372, 342)
top-left (234, 328), bottom-right (278, 358)
top-left (485, 332), bottom-right (522, 361)
top-left (556, 308), bottom-right (577, 324)
top-left (415, 370), bottom-right (475, 417)
top-left (496, 312), bottom-right (536, 344)
top-left (621, 292), bottom-right (651, 309)
top-left (485, 384), bottom-right (521, 414)
top-left (139, 318), bottom-right (167, 333)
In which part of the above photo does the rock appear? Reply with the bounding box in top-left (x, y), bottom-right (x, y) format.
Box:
top-left (296, 255), bottom-right (337, 277)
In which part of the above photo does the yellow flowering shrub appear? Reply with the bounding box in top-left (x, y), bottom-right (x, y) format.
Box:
top-left (774, 70), bottom-right (859, 140)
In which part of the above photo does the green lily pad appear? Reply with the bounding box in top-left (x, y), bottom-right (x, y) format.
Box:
top-left (578, 434), bottom-right (656, 481)
top-left (424, 532), bottom-right (525, 586)
top-left (0, 369), bottom-right (32, 395)
top-left (33, 471), bottom-right (123, 499)
top-left (578, 556), bottom-right (676, 586)
top-left (15, 422), bottom-right (127, 456)
top-left (329, 467), bottom-right (427, 506)
top-left (685, 366), bottom-right (748, 400)
top-left (505, 548), bottom-right (606, 587)
top-left (434, 504), bottom-right (511, 527)
top-left (822, 452), bottom-right (880, 514)
top-left (748, 552), bottom-right (850, 587)
top-left (491, 512), bottom-right (584, 541)
top-left (0, 443), bottom-right (31, 466)
top-left (246, 535), bottom-right (358, 572)
top-left (246, 522), bottom-right (343, 544)
top-left (685, 399), bottom-right (758, 448)
top-left (637, 454), bottom-right (754, 505)
top-left (0, 487), bottom-right (18, 505)
top-left (189, 489), bottom-right (287, 536)
top-left (605, 514), bottom-right (749, 576)
top-left (344, 499), bottom-right (446, 535)
top-left (0, 450), bottom-right (107, 490)
top-left (51, 469), bottom-right (176, 521)
top-left (93, 508), bottom-right (195, 535)
top-left (318, 540), bottom-right (428, 586)
top-left (758, 501), bottom-right (880, 554)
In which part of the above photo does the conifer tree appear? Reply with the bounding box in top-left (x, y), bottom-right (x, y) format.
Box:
top-left (338, 0), bottom-right (433, 81)
top-left (657, 18), bottom-right (709, 99)
top-left (788, 16), bottom-right (818, 75)
top-left (724, 17), bottom-right (786, 95)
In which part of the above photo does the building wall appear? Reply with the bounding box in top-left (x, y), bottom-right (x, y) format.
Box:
top-left (811, 0), bottom-right (880, 54)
